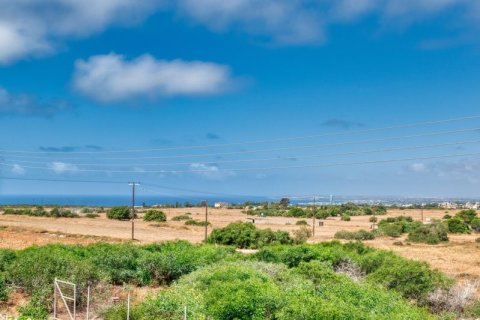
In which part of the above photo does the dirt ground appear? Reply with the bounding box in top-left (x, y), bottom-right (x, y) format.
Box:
top-left (0, 207), bottom-right (479, 282)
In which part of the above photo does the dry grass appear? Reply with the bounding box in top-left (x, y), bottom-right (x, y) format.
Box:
top-left (1, 207), bottom-right (479, 283)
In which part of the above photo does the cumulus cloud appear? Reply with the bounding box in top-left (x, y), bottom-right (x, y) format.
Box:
top-left (408, 162), bottom-right (429, 173)
top-left (0, 0), bottom-right (164, 64)
top-left (11, 164), bottom-right (26, 175)
top-left (189, 162), bottom-right (235, 180)
top-left (49, 162), bottom-right (79, 174)
top-left (0, 87), bottom-right (71, 117)
top-left (406, 159), bottom-right (480, 183)
top-left (174, 0), bottom-right (480, 45)
top-left (72, 53), bottom-right (236, 102)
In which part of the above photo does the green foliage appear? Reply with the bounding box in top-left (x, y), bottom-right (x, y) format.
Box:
top-left (0, 249), bottom-right (16, 272)
top-left (295, 220), bottom-right (308, 225)
top-left (3, 206), bottom-right (78, 218)
top-left (378, 216), bottom-right (422, 237)
top-left (106, 206), bottom-right (132, 220)
top-left (185, 219), bottom-right (210, 226)
top-left (208, 222), bottom-right (294, 249)
top-left (288, 207), bottom-right (306, 217)
top-left (143, 209), bottom-right (166, 222)
top-left (340, 214), bottom-right (351, 221)
top-left (50, 207), bottom-right (78, 218)
top-left (470, 218), bottom-right (480, 232)
top-left (0, 274), bottom-right (8, 303)
top-left (443, 214), bottom-right (452, 220)
top-left (334, 230), bottom-right (376, 240)
top-left (115, 261), bottom-right (434, 320)
top-left (455, 209), bottom-right (477, 224)
top-left (81, 207), bottom-right (94, 213)
top-left (369, 216), bottom-right (378, 223)
top-left (171, 214), bottom-right (192, 221)
top-left (408, 223), bottom-right (449, 244)
top-left (446, 218), bottom-right (470, 234)
top-left (18, 289), bottom-right (49, 320)
top-left (292, 226), bottom-right (312, 244)
top-left (85, 213), bottom-right (99, 218)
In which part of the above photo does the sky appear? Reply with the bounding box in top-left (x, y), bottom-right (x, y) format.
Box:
top-left (2, 0), bottom-right (480, 199)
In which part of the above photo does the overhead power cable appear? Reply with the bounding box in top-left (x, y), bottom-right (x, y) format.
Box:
top-left (3, 126), bottom-right (480, 161)
top-left (1, 151), bottom-right (479, 173)
top-left (0, 115), bottom-right (479, 154)
top-left (3, 139), bottom-right (480, 167)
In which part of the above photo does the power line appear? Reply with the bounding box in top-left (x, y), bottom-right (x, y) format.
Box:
top-left (0, 176), bottom-right (127, 184)
top-left (0, 115), bottom-right (479, 154)
top-left (3, 126), bottom-right (480, 161)
top-left (1, 151), bottom-right (479, 174)
top-left (3, 138), bottom-right (480, 167)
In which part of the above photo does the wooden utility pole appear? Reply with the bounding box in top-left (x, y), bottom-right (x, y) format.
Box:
top-left (312, 196), bottom-right (316, 237)
top-left (129, 182), bottom-right (139, 240)
top-left (204, 200), bottom-right (208, 243)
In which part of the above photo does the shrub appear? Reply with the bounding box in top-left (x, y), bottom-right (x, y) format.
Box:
top-left (185, 220), bottom-right (210, 227)
top-left (369, 216), bottom-right (378, 223)
top-left (85, 213), bottom-right (99, 218)
top-left (18, 290), bottom-right (49, 320)
top-left (143, 209), bottom-right (166, 222)
top-left (334, 230), bottom-right (375, 241)
top-left (292, 226), bottom-right (312, 244)
top-left (171, 214), bottom-right (192, 221)
top-left (476, 237), bottom-right (480, 243)
top-left (379, 222), bottom-right (404, 237)
top-left (471, 218), bottom-right (480, 232)
top-left (443, 214), bottom-right (452, 220)
top-left (107, 206), bottom-right (132, 220)
top-left (341, 214), bottom-right (351, 221)
top-left (455, 209), bottom-right (477, 224)
top-left (288, 207), bottom-right (306, 217)
top-left (447, 218), bottom-right (470, 234)
top-left (408, 223), bottom-right (449, 245)
top-left (0, 274), bottom-right (8, 303)
top-left (207, 222), bottom-right (293, 248)
top-left (295, 220), bottom-right (308, 226)
top-left (49, 207), bottom-right (78, 218)
top-left (81, 207), bottom-right (94, 213)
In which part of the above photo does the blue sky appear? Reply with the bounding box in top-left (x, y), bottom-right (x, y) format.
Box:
top-left (2, 0), bottom-right (480, 199)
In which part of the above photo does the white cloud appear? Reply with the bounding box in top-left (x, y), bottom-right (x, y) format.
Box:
top-left (1, 0), bottom-right (480, 64)
top-left (49, 162), bottom-right (79, 174)
top-left (408, 162), bottom-right (429, 173)
top-left (72, 53), bottom-right (236, 102)
top-left (11, 164), bottom-right (26, 175)
top-left (189, 162), bottom-right (235, 180)
top-left (0, 0), bottom-right (164, 64)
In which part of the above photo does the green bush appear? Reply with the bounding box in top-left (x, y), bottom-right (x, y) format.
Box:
top-left (379, 222), bottom-right (404, 237)
top-left (455, 209), bottom-right (477, 224)
top-left (207, 222), bottom-right (293, 248)
top-left (447, 218), bottom-right (470, 234)
top-left (443, 214), bottom-right (452, 220)
top-left (114, 260), bottom-right (433, 320)
top-left (49, 207), bottom-right (78, 218)
top-left (288, 207), bottom-right (306, 217)
top-left (369, 216), bottom-right (378, 223)
top-left (471, 218), bottom-right (480, 232)
top-left (334, 230), bottom-right (375, 241)
top-left (106, 206), bottom-right (132, 220)
top-left (295, 220), bottom-right (308, 225)
top-left (85, 213), bottom-right (99, 218)
top-left (341, 214), bottom-right (351, 221)
top-left (171, 214), bottom-right (192, 221)
top-left (18, 290), bottom-right (49, 320)
top-left (143, 209), bottom-right (166, 222)
top-left (407, 223), bottom-right (449, 244)
top-left (292, 226), bottom-right (312, 244)
top-left (185, 220), bottom-right (210, 226)
top-left (0, 274), bottom-right (8, 303)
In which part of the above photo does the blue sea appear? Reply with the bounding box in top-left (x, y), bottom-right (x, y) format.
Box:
top-left (0, 195), bottom-right (271, 206)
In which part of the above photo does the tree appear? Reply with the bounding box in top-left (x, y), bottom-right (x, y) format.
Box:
top-left (279, 198), bottom-right (290, 207)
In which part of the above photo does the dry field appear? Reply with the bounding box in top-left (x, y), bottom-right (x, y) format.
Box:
top-left (0, 207), bottom-right (479, 283)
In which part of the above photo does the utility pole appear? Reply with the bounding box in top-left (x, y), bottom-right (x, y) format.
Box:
top-left (204, 200), bottom-right (208, 243)
top-left (129, 182), bottom-right (139, 240)
top-left (312, 196), bottom-right (316, 238)
top-left (421, 205), bottom-right (424, 224)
